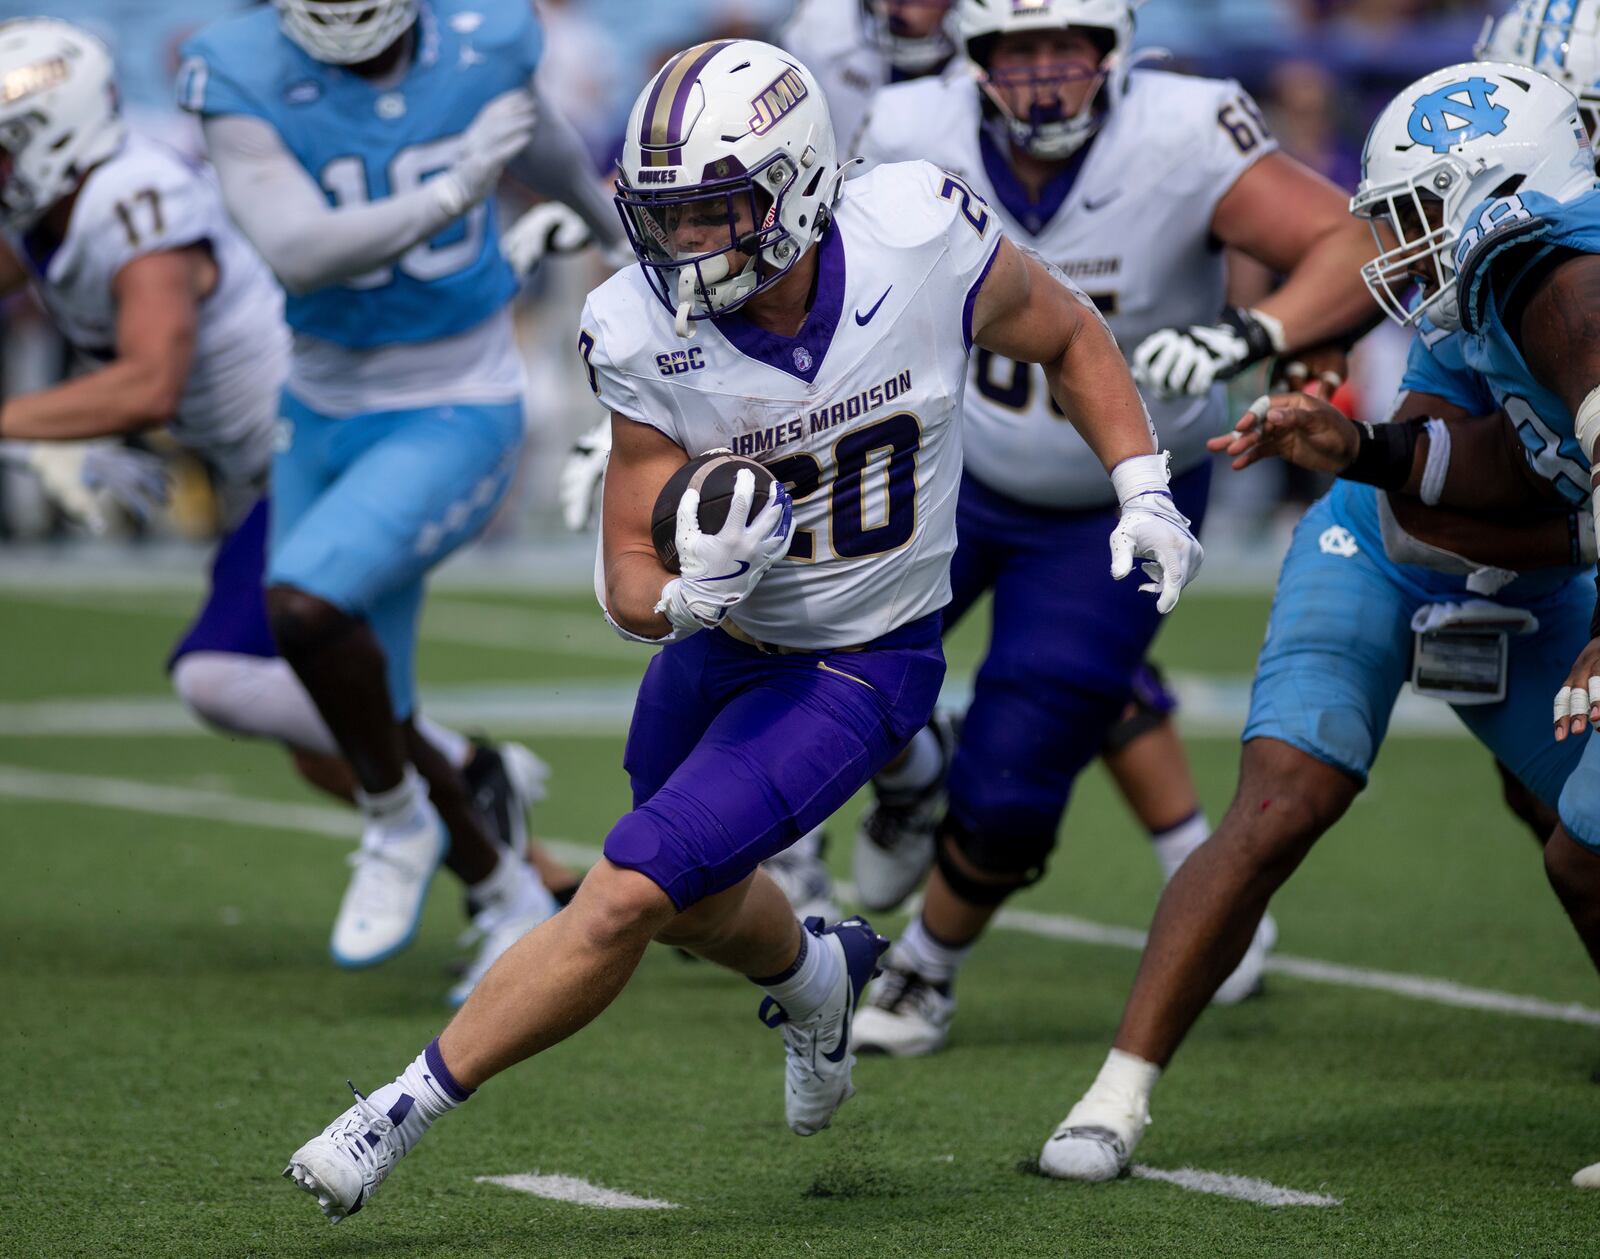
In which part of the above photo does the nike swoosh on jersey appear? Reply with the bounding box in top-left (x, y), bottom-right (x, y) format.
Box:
top-left (705, 561), bottom-right (752, 582)
top-left (1082, 191), bottom-right (1123, 212)
top-left (854, 286), bottom-right (892, 326)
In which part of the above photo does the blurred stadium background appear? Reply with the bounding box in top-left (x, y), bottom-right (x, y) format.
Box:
top-left (0, 0), bottom-right (1500, 563)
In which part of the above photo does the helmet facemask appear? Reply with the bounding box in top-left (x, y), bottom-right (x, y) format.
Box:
top-left (971, 27), bottom-right (1114, 160)
top-left (616, 149), bottom-right (823, 337)
top-left (1351, 161), bottom-right (1477, 330)
top-left (863, 0), bottom-right (955, 74)
top-left (273, 0), bottom-right (418, 66)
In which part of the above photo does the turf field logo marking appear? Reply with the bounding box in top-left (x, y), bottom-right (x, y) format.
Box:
top-left (1131, 1165), bottom-right (1342, 1208)
top-left (475, 1173), bottom-right (678, 1209)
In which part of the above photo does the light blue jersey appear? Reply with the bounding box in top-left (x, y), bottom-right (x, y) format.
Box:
top-left (1454, 186), bottom-right (1600, 507)
top-left (176, 0), bottom-right (540, 350)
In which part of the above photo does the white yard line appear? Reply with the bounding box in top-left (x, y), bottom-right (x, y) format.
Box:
top-left (475, 1173), bottom-right (677, 1210)
top-left (0, 765), bottom-right (1592, 1029)
top-left (1130, 1164), bottom-right (1341, 1207)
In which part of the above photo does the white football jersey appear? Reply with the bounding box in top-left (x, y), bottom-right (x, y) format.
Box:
top-left (581, 161), bottom-right (1001, 649)
top-left (779, 0), bottom-right (890, 155)
top-left (6, 134), bottom-right (286, 490)
top-left (860, 68), bottom-right (1276, 508)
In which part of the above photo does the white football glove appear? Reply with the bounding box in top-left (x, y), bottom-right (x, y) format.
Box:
top-left (1131, 306), bottom-right (1286, 399)
top-left (502, 202), bottom-right (594, 277)
top-left (656, 469), bottom-right (795, 633)
top-left (11, 441), bottom-right (169, 533)
top-left (433, 89), bottom-right (538, 218)
top-left (559, 416), bottom-right (612, 532)
top-left (1108, 452), bottom-right (1203, 615)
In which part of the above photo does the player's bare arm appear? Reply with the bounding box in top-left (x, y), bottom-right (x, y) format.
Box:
top-left (969, 239), bottom-right (1154, 469)
top-left (0, 246), bottom-right (213, 441)
top-left (1516, 253), bottom-right (1600, 738)
top-left (600, 414), bottom-right (689, 638)
top-left (1211, 152), bottom-right (1380, 353)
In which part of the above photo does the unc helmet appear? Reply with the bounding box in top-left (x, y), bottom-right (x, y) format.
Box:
top-left (615, 40), bottom-right (842, 336)
top-left (862, 1), bottom-right (956, 75)
top-left (956, 0), bottom-right (1135, 159)
top-left (0, 18), bottom-right (125, 232)
top-left (1351, 61), bottom-right (1593, 330)
top-left (1477, 0), bottom-right (1600, 146)
top-left (273, 0), bottom-right (418, 66)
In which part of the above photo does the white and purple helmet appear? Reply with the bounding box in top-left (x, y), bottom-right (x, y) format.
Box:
top-left (0, 18), bottom-right (125, 231)
top-left (862, 0), bottom-right (957, 74)
top-left (615, 40), bottom-right (842, 335)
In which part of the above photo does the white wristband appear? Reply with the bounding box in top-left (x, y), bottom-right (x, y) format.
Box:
top-left (1419, 418), bottom-right (1451, 507)
top-left (1246, 307), bottom-right (1288, 355)
top-left (1110, 451), bottom-right (1173, 506)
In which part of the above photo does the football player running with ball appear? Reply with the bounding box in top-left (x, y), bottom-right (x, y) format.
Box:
top-left (844, 0), bottom-right (1380, 1056)
top-left (1045, 58), bottom-right (1600, 1186)
top-left (282, 39), bottom-right (1199, 1224)
top-left (177, 0), bottom-right (622, 997)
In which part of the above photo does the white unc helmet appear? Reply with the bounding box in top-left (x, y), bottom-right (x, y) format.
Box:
top-left (957, 0), bottom-right (1135, 159)
top-left (274, 0), bottom-right (418, 66)
top-left (1351, 61), bottom-right (1594, 331)
top-left (0, 19), bottom-right (125, 232)
top-left (615, 40), bottom-right (842, 337)
top-left (1477, 0), bottom-right (1600, 146)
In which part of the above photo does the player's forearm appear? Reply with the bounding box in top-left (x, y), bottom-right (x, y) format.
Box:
top-left (505, 86), bottom-right (623, 251)
top-left (1253, 220), bottom-right (1379, 352)
top-left (604, 549), bottom-right (675, 639)
top-left (1398, 412), bottom-right (1558, 512)
top-left (0, 360), bottom-right (178, 440)
top-left (204, 115), bottom-right (458, 295)
top-left (1044, 323), bottom-right (1157, 472)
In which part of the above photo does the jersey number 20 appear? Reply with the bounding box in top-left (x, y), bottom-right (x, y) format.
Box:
top-left (769, 412), bottom-right (923, 561)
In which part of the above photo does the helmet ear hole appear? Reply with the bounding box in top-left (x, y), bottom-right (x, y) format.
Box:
top-left (1491, 175), bottom-right (1525, 199)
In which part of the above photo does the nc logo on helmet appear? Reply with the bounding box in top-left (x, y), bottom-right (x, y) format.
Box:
top-left (1406, 77), bottom-right (1510, 154)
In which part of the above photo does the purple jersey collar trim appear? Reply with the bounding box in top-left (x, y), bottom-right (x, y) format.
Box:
top-left (712, 226), bottom-right (845, 384)
top-left (963, 237), bottom-right (1004, 352)
top-left (977, 127), bottom-right (1092, 237)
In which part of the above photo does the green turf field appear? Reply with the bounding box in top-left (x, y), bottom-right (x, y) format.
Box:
top-left (2, 577), bottom-right (1596, 1258)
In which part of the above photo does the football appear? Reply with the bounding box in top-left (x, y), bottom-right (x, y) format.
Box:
top-left (651, 452), bottom-right (777, 573)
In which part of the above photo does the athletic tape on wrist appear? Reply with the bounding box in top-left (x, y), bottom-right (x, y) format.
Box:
top-left (1419, 418), bottom-right (1451, 506)
top-left (1110, 450), bottom-right (1172, 506)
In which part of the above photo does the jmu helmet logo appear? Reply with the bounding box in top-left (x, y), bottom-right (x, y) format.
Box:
top-left (1406, 77), bottom-right (1510, 154)
top-left (748, 67), bottom-right (808, 136)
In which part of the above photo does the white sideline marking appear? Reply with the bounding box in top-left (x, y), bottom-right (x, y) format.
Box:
top-left (475, 1173), bottom-right (677, 1210)
top-left (1, 764), bottom-right (1595, 1029)
top-left (1131, 1164), bottom-right (1341, 1208)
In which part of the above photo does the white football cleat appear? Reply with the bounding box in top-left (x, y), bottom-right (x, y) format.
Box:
top-left (762, 836), bottom-right (843, 923)
top-left (284, 1085), bottom-right (422, 1223)
top-left (851, 960), bottom-right (955, 1057)
top-left (852, 711), bottom-right (960, 912)
top-left (1575, 1161), bottom-right (1600, 1188)
top-left (1211, 911), bottom-right (1278, 1006)
top-left (760, 916), bottom-right (889, 1136)
top-left (330, 800), bottom-right (448, 968)
top-left (447, 859), bottom-right (559, 1007)
top-left (1038, 1087), bottom-right (1150, 1182)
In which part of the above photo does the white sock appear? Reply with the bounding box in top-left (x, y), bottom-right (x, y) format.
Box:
top-left (1150, 811), bottom-right (1210, 882)
top-left (876, 725), bottom-right (944, 798)
top-left (467, 850), bottom-right (557, 918)
top-left (363, 1038), bottom-right (473, 1149)
top-left (171, 652), bottom-right (338, 756)
top-left (355, 767), bottom-right (430, 841)
top-left (756, 926), bottom-right (842, 1023)
top-left (893, 915), bottom-right (970, 986)
top-left (1084, 1047), bottom-right (1161, 1108)
top-left (416, 715), bottom-right (471, 770)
